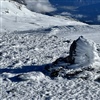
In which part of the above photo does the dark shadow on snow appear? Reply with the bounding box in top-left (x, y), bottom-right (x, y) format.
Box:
top-left (12, 27), bottom-right (52, 34)
top-left (0, 63), bottom-right (52, 82)
top-left (0, 63), bottom-right (54, 75)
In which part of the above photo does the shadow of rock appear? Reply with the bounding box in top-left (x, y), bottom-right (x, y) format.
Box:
top-left (0, 64), bottom-right (51, 82)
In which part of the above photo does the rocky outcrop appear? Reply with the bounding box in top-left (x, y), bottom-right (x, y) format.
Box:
top-left (45, 36), bottom-right (100, 77)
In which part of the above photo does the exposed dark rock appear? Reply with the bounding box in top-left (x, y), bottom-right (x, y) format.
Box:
top-left (80, 76), bottom-right (89, 80)
top-left (52, 36), bottom-right (85, 65)
top-left (44, 36), bottom-right (100, 78)
top-left (52, 57), bottom-right (68, 65)
top-left (64, 70), bottom-right (83, 79)
top-left (50, 70), bottom-right (59, 77)
top-left (63, 40), bottom-right (71, 43)
top-left (82, 67), bottom-right (94, 71)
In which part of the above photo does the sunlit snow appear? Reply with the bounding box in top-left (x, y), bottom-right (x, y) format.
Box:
top-left (0, 0), bottom-right (100, 100)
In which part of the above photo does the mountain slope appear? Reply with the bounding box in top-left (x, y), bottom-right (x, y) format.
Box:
top-left (1, 0), bottom-right (86, 33)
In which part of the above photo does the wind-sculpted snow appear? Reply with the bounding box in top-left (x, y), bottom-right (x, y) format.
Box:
top-left (71, 36), bottom-right (100, 68)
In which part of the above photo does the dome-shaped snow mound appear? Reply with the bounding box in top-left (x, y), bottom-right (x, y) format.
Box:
top-left (69, 36), bottom-right (100, 68)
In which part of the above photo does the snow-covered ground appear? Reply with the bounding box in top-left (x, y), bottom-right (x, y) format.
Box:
top-left (1, 32), bottom-right (100, 100)
top-left (0, 0), bottom-right (86, 33)
top-left (0, 0), bottom-right (100, 100)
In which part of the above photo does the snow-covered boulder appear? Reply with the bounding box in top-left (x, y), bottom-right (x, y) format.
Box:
top-left (45, 36), bottom-right (100, 77)
top-left (69, 36), bottom-right (100, 68)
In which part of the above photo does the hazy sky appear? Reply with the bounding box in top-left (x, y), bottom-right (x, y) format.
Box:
top-left (25, 0), bottom-right (56, 13)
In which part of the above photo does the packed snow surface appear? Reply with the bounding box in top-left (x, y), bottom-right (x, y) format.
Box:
top-left (0, 0), bottom-right (100, 100)
top-left (0, 32), bottom-right (100, 100)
